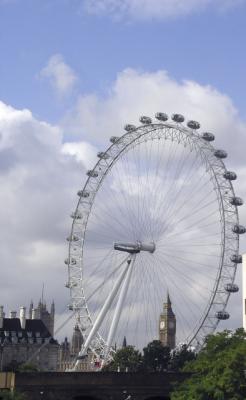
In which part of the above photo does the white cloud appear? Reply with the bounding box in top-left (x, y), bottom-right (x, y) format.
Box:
top-left (40, 54), bottom-right (78, 96)
top-left (0, 100), bottom-right (92, 317)
top-left (62, 141), bottom-right (98, 168)
top-left (84, 0), bottom-right (245, 20)
top-left (63, 68), bottom-right (245, 157)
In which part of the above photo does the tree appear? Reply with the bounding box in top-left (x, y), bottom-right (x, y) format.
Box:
top-left (171, 329), bottom-right (246, 400)
top-left (18, 363), bottom-right (39, 372)
top-left (169, 344), bottom-right (196, 371)
top-left (143, 340), bottom-right (170, 371)
top-left (0, 391), bottom-right (27, 400)
top-left (102, 345), bottom-right (143, 372)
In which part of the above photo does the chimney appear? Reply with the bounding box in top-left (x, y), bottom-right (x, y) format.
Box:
top-left (9, 311), bottom-right (17, 319)
top-left (20, 306), bottom-right (26, 329)
top-left (32, 308), bottom-right (40, 320)
top-left (0, 305), bottom-right (4, 329)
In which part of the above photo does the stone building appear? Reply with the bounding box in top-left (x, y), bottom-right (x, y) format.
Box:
top-left (0, 301), bottom-right (58, 371)
top-left (159, 293), bottom-right (176, 349)
top-left (58, 323), bottom-right (93, 371)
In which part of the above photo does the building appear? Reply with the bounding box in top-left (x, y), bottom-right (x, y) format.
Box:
top-left (0, 301), bottom-right (58, 371)
top-left (58, 323), bottom-right (94, 371)
top-left (159, 293), bottom-right (176, 349)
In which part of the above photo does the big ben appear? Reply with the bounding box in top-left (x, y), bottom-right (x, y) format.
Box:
top-left (159, 293), bottom-right (176, 349)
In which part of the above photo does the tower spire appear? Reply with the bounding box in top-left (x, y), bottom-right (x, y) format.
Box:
top-left (41, 283), bottom-right (45, 305)
top-left (167, 290), bottom-right (171, 305)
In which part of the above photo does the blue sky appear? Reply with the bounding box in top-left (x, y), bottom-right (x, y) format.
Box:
top-left (1, 0), bottom-right (246, 122)
top-left (0, 0), bottom-right (246, 342)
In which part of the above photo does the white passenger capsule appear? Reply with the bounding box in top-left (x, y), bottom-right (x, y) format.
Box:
top-left (225, 283), bottom-right (239, 293)
top-left (71, 211), bottom-right (82, 219)
top-left (87, 170), bottom-right (98, 178)
top-left (223, 171), bottom-right (237, 181)
top-left (66, 234), bottom-right (80, 242)
top-left (187, 120), bottom-right (200, 130)
top-left (230, 254), bottom-right (242, 263)
top-left (155, 112), bottom-right (168, 121)
top-left (64, 258), bottom-right (77, 265)
top-left (229, 197), bottom-right (243, 206)
top-left (124, 124), bottom-right (136, 132)
top-left (232, 224), bottom-right (246, 234)
top-left (77, 190), bottom-right (90, 198)
top-left (172, 114), bottom-right (185, 123)
top-left (216, 311), bottom-right (230, 320)
top-left (214, 149), bottom-right (227, 159)
top-left (110, 136), bottom-right (120, 143)
top-left (139, 116), bottom-right (152, 124)
top-left (97, 151), bottom-right (110, 160)
top-left (202, 132), bottom-right (215, 141)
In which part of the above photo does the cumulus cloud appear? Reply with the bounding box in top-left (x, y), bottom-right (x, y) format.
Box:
top-left (40, 54), bottom-right (78, 96)
top-left (84, 0), bottom-right (245, 20)
top-left (0, 101), bottom-right (92, 319)
top-left (63, 68), bottom-right (245, 156)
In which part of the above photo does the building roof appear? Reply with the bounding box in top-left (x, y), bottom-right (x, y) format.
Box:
top-left (0, 318), bottom-right (58, 345)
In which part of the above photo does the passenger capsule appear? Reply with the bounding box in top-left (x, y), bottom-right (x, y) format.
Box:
top-left (124, 124), bottom-right (136, 132)
top-left (71, 211), bottom-right (82, 220)
top-left (110, 136), bottom-right (120, 143)
top-left (216, 311), bottom-right (230, 320)
top-left (97, 151), bottom-right (110, 160)
top-left (66, 234), bottom-right (80, 242)
top-left (223, 171), bottom-right (237, 181)
top-left (172, 114), bottom-right (185, 123)
top-left (214, 149), bottom-right (227, 159)
top-left (77, 190), bottom-right (90, 198)
top-left (64, 257), bottom-right (77, 265)
top-left (229, 197), bottom-right (243, 206)
top-left (65, 281), bottom-right (77, 289)
top-left (68, 304), bottom-right (73, 311)
top-left (187, 120), bottom-right (200, 130)
top-left (139, 116), bottom-right (152, 124)
top-left (230, 254), bottom-right (242, 263)
top-left (202, 132), bottom-right (215, 142)
top-left (155, 112), bottom-right (168, 122)
top-left (232, 224), bottom-right (246, 234)
top-left (87, 170), bottom-right (98, 178)
top-left (225, 283), bottom-right (239, 293)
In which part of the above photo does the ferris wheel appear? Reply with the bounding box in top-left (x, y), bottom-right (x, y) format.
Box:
top-left (65, 112), bottom-right (244, 370)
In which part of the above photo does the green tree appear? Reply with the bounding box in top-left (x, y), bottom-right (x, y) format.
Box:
top-left (143, 340), bottom-right (170, 371)
top-left (18, 363), bottom-right (39, 372)
top-left (171, 329), bottom-right (246, 400)
top-left (102, 345), bottom-right (143, 372)
top-left (169, 344), bottom-right (196, 371)
top-left (0, 391), bottom-right (27, 400)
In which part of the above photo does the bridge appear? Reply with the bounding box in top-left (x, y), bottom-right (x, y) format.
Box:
top-left (0, 372), bottom-right (190, 400)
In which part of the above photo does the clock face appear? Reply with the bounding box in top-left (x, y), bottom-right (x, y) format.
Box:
top-left (160, 321), bottom-right (165, 329)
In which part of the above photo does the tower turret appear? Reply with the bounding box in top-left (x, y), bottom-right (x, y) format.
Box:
top-left (71, 324), bottom-right (83, 356)
top-left (29, 300), bottom-right (33, 319)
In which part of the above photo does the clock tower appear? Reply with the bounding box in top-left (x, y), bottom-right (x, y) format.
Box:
top-left (159, 293), bottom-right (176, 349)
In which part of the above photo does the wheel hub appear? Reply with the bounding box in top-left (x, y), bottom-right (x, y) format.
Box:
top-left (114, 241), bottom-right (156, 254)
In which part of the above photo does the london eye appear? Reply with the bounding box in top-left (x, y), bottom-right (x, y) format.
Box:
top-left (65, 113), bottom-right (244, 369)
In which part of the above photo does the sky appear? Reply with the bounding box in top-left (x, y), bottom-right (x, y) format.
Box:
top-left (0, 0), bottom-right (246, 344)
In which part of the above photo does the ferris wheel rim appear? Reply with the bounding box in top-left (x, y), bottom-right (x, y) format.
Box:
top-left (67, 117), bottom-right (240, 362)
